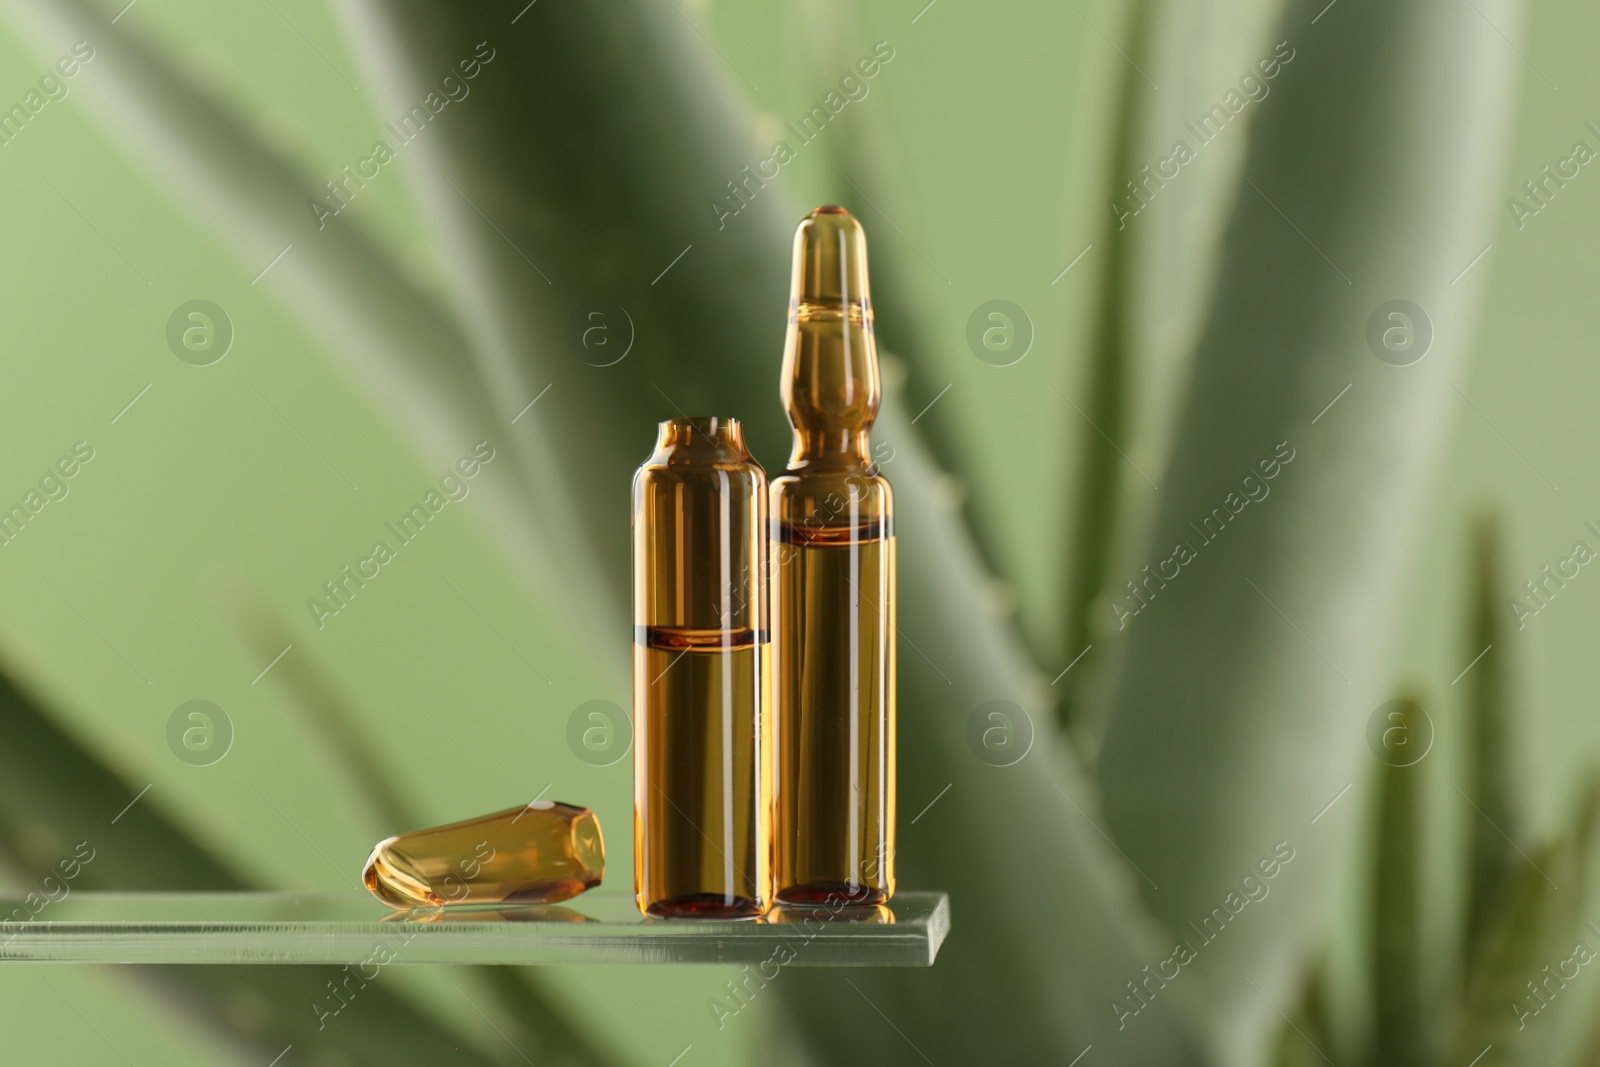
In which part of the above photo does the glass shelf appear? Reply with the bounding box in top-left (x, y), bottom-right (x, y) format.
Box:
top-left (0, 891), bottom-right (949, 967)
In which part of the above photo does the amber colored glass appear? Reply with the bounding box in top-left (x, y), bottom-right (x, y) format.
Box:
top-left (771, 207), bottom-right (896, 905)
top-left (362, 801), bottom-right (604, 909)
top-left (633, 417), bottom-right (772, 918)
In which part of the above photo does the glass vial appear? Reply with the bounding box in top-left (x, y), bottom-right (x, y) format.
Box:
top-left (633, 417), bottom-right (772, 918)
top-left (771, 207), bottom-right (896, 905)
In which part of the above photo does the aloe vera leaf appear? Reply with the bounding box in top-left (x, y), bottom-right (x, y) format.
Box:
top-left (1057, 0), bottom-right (1158, 736)
top-left (1070, 0), bottom-right (1292, 744)
top-left (1269, 956), bottom-right (1339, 1067)
top-left (1449, 838), bottom-right (1570, 1065)
top-left (1517, 775), bottom-right (1600, 1067)
top-left (332, 0), bottom-right (796, 595)
top-left (1370, 757), bottom-right (1427, 1067)
top-left (1121, 0), bottom-right (1291, 467)
top-left (1094, 0), bottom-right (1525, 1057)
top-left (4, 0), bottom-right (601, 639)
top-left (1464, 512), bottom-right (1526, 971)
top-left (230, 596), bottom-right (415, 832)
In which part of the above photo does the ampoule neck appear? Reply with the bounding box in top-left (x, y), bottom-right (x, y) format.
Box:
top-left (789, 428), bottom-right (875, 472)
top-left (652, 416), bottom-right (752, 464)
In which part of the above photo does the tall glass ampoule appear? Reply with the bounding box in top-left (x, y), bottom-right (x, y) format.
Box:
top-left (770, 207), bottom-right (896, 905)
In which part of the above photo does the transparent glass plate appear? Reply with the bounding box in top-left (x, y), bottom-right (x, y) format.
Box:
top-left (0, 891), bottom-right (950, 967)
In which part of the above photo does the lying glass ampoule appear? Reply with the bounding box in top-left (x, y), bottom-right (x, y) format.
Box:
top-left (771, 206), bottom-right (896, 906)
top-left (362, 801), bottom-right (604, 909)
top-left (633, 417), bottom-right (772, 918)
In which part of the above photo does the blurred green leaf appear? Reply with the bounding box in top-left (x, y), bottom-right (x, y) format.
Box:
top-left (1120, 0), bottom-right (1291, 468)
top-left (6, 0), bottom-right (606, 639)
top-left (1271, 957), bottom-right (1338, 1067)
top-left (1057, 0), bottom-right (1157, 737)
top-left (231, 595), bottom-right (415, 832)
top-left (1450, 838), bottom-right (1570, 1065)
top-left (1271, 530), bottom-right (1600, 1067)
top-left (1465, 512), bottom-right (1527, 972)
top-left (1068, 0), bottom-right (1293, 746)
top-left (1546, 776), bottom-right (1600, 1067)
top-left (1370, 754), bottom-right (1427, 1067)
top-left (1094, 0), bottom-right (1525, 1055)
top-left (332, 0), bottom-right (797, 557)
top-left (0, 667), bottom-right (235, 893)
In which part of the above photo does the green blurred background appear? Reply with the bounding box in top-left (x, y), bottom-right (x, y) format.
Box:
top-left (0, 0), bottom-right (1594, 1063)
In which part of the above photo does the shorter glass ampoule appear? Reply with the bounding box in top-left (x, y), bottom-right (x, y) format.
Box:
top-left (633, 417), bottom-right (772, 918)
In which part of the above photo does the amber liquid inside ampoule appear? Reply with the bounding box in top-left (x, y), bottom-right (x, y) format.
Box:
top-left (772, 207), bottom-right (896, 905)
top-left (633, 417), bottom-right (772, 918)
top-left (635, 631), bottom-right (768, 917)
top-left (773, 512), bottom-right (894, 902)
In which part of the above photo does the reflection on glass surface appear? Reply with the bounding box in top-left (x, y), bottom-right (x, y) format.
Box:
top-left (769, 902), bottom-right (894, 926)
top-left (381, 903), bottom-right (594, 925)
